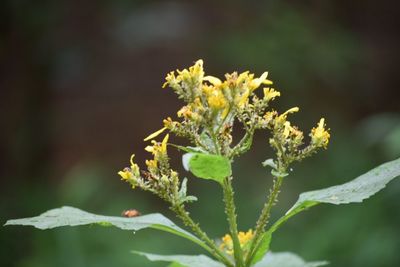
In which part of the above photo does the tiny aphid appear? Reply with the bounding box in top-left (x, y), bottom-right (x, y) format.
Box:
top-left (122, 209), bottom-right (141, 218)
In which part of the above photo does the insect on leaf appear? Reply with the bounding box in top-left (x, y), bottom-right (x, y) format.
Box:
top-left (4, 206), bottom-right (211, 254)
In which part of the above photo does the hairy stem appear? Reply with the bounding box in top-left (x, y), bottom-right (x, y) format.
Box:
top-left (229, 126), bottom-right (255, 158)
top-left (222, 176), bottom-right (245, 267)
top-left (171, 203), bottom-right (233, 267)
top-left (245, 175), bottom-right (284, 266)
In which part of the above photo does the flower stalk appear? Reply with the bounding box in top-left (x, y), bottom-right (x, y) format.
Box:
top-left (222, 176), bottom-right (245, 267)
top-left (171, 202), bottom-right (233, 267)
top-left (245, 174), bottom-right (285, 266)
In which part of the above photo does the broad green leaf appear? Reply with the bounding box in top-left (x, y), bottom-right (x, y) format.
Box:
top-left (253, 251), bottom-right (328, 267)
top-left (182, 153), bottom-right (231, 184)
top-left (252, 157), bottom-right (400, 264)
top-left (289, 157), bottom-right (400, 211)
top-left (133, 251), bottom-right (224, 267)
top-left (4, 206), bottom-right (210, 253)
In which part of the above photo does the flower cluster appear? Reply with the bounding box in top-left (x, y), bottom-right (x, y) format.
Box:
top-left (118, 59), bottom-right (330, 199)
top-left (118, 132), bottom-right (183, 202)
top-left (261, 107), bottom-right (330, 172)
top-left (220, 229), bottom-right (254, 256)
top-left (158, 59), bottom-right (279, 157)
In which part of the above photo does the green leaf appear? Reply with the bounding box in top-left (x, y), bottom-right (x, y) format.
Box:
top-left (177, 178), bottom-right (198, 204)
top-left (252, 157), bottom-right (400, 264)
top-left (133, 251), bottom-right (224, 267)
top-left (4, 206), bottom-right (210, 253)
top-left (253, 251), bottom-right (328, 267)
top-left (250, 232), bottom-right (272, 265)
top-left (262, 159), bottom-right (277, 169)
top-left (167, 262), bottom-right (188, 267)
top-left (182, 153), bottom-right (231, 184)
top-left (289, 157), bottom-right (400, 212)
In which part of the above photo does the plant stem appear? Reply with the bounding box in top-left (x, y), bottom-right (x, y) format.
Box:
top-left (222, 176), bottom-right (245, 267)
top-left (172, 203), bottom-right (233, 267)
top-left (245, 175), bottom-right (284, 266)
top-left (229, 127), bottom-right (255, 158)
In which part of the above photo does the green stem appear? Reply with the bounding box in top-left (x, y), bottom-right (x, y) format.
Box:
top-left (172, 203), bottom-right (234, 267)
top-left (229, 126), bottom-right (255, 158)
top-left (222, 176), bottom-right (245, 267)
top-left (210, 129), bottom-right (221, 155)
top-left (245, 175), bottom-right (284, 266)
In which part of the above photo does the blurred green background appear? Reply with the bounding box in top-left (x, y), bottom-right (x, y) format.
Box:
top-left (1, 0), bottom-right (399, 266)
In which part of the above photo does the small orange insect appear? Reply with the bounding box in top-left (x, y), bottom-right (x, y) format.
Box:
top-left (121, 209), bottom-right (141, 218)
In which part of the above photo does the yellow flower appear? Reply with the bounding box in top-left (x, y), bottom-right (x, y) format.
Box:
top-left (207, 90), bottom-right (228, 110)
top-left (145, 134), bottom-right (169, 155)
top-left (235, 89), bottom-right (250, 108)
top-left (237, 71), bottom-right (251, 84)
top-left (177, 106), bottom-right (193, 118)
top-left (129, 154), bottom-right (140, 176)
top-left (220, 234), bottom-right (233, 255)
top-left (118, 154), bottom-right (141, 187)
top-left (220, 229), bottom-right (254, 255)
top-left (283, 121), bottom-right (292, 138)
top-left (175, 59), bottom-right (204, 83)
top-left (163, 59), bottom-right (205, 99)
top-left (264, 111), bottom-right (277, 123)
top-left (143, 134), bottom-right (170, 171)
top-left (263, 88), bottom-right (280, 101)
top-left (274, 107), bottom-right (299, 126)
top-left (311, 118), bottom-right (330, 148)
top-left (202, 84), bottom-right (214, 95)
top-left (249, 72), bottom-right (273, 91)
top-left (118, 168), bottom-right (134, 180)
top-left (163, 71), bottom-right (179, 88)
top-left (203, 75), bottom-right (222, 86)
top-left (238, 229), bottom-right (254, 247)
top-left (189, 59), bottom-right (204, 77)
top-left (145, 159), bottom-right (157, 169)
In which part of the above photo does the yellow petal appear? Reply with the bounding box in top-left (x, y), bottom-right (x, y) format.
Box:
top-left (251, 71), bottom-right (269, 90)
top-left (145, 146), bottom-right (154, 153)
top-left (318, 118), bottom-right (325, 129)
top-left (263, 79), bottom-right (273, 85)
top-left (118, 170), bottom-right (132, 180)
top-left (194, 59), bottom-right (204, 66)
top-left (161, 134), bottom-right (169, 153)
top-left (238, 90), bottom-right (250, 107)
top-left (130, 154), bottom-right (136, 167)
top-left (283, 107), bottom-right (300, 116)
top-left (144, 127), bottom-right (167, 141)
top-left (236, 71), bottom-right (249, 83)
top-left (283, 121), bottom-right (292, 138)
top-left (263, 88), bottom-right (280, 101)
top-left (203, 75), bottom-right (222, 86)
